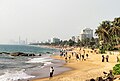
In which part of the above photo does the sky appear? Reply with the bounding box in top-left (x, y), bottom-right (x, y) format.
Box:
top-left (0, 0), bottom-right (120, 44)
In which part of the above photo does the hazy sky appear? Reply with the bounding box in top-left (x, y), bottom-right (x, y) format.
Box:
top-left (0, 0), bottom-right (120, 44)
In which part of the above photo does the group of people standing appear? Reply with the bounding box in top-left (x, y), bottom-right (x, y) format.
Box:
top-left (102, 55), bottom-right (109, 62)
top-left (75, 53), bottom-right (89, 61)
top-left (60, 49), bottom-right (89, 63)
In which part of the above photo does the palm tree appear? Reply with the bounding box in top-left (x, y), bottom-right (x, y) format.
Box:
top-left (108, 18), bottom-right (120, 45)
top-left (95, 21), bottom-right (111, 43)
top-left (95, 21), bottom-right (112, 52)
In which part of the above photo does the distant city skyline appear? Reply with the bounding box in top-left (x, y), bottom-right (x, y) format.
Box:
top-left (0, 0), bottom-right (120, 44)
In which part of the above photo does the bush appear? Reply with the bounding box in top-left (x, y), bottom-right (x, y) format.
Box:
top-left (113, 64), bottom-right (120, 75)
top-left (99, 45), bottom-right (105, 54)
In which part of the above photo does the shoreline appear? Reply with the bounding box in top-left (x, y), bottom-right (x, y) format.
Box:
top-left (32, 48), bottom-right (118, 81)
top-left (29, 54), bottom-right (72, 81)
top-left (31, 56), bottom-right (71, 81)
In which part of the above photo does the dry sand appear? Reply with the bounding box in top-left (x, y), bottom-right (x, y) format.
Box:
top-left (32, 48), bottom-right (119, 81)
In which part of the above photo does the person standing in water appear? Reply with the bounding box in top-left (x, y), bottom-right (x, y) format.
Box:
top-left (50, 67), bottom-right (54, 77)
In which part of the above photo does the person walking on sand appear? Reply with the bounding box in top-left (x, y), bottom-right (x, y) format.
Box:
top-left (106, 55), bottom-right (109, 62)
top-left (102, 55), bottom-right (105, 62)
top-left (50, 67), bottom-right (54, 77)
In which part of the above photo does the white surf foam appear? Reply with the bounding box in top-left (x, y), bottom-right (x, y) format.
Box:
top-left (26, 57), bottom-right (53, 66)
top-left (0, 69), bottom-right (35, 81)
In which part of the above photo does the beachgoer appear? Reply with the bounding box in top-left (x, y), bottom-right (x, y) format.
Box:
top-left (65, 52), bottom-right (67, 56)
top-left (102, 55), bottom-right (105, 62)
top-left (82, 54), bottom-right (84, 61)
top-left (72, 52), bottom-right (74, 56)
top-left (63, 53), bottom-right (66, 57)
top-left (65, 57), bottom-right (67, 63)
top-left (76, 54), bottom-right (79, 61)
top-left (117, 56), bottom-right (119, 62)
top-left (50, 67), bottom-right (54, 77)
top-left (60, 52), bottom-right (63, 57)
top-left (107, 70), bottom-right (114, 81)
top-left (86, 54), bottom-right (88, 58)
top-left (79, 53), bottom-right (81, 60)
top-left (106, 55), bottom-right (109, 62)
top-left (69, 55), bottom-right (71, 60)
top-left (96, 77), bottom-right (103, 81)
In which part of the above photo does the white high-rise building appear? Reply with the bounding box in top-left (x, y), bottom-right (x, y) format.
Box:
top-left (51, 38), bottom-right (60, 43)
top-left (80, 28), bottom-right (93, 41)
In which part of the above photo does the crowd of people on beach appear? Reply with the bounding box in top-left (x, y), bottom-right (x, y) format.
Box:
top-left (59, 49), bottom-right (89, 63)
top-left (59, 48), bottom-right (120, 63)
top-left (49, 48), bottom-right (120, 81)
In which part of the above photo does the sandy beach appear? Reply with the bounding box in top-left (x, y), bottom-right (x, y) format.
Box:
top-left (32, 48), bottom-right (119, 81)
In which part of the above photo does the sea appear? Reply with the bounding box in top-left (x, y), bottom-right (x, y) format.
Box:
top-left (0, 45), bottom-right (61, 81)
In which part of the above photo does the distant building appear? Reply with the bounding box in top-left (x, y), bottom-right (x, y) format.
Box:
top-left (18, 36), bottom-right (28, 45)
top-left (71, 36), bottom-right (76, 42)
top-left (47, 39), bottom-right (51, 43)
top-left (51, 38), bottom-right (60, 43)
top-left (75, 36), bottom-right (80, 43)
top-left (80, 28), bottom-right (93, 41)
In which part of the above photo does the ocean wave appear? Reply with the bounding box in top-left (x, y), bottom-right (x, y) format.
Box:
top-left (26, 57), bottom-right (53, 66)
top-left (0, 69), bottom-right (35, 81)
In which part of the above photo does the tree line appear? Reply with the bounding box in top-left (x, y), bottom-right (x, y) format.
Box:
top-left (38, 37), bottom-right (99, 49)
top-left (95, 17), bottom-right (120, 53)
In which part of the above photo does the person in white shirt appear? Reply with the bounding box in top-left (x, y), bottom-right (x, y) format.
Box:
top-left (50, 67), bottom-right (54, 77)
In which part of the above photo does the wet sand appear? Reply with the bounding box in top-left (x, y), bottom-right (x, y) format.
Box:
top-left (27, 55), bottom-right (71, 81)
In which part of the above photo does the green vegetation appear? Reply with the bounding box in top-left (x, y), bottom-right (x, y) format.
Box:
top-left (113, 64), bottom-right (120, 75)
top-left (39, 38), bottom-right (99, 48)
top-left (95, 17), bottom-right (120, 52)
